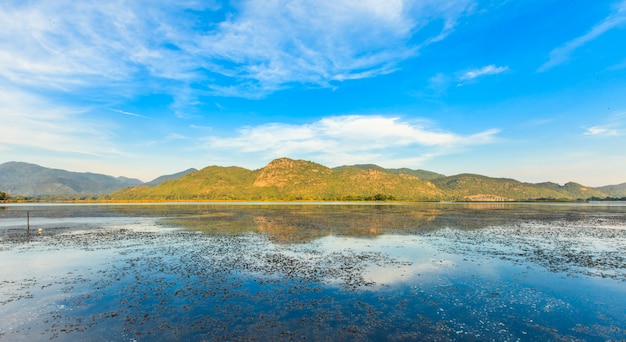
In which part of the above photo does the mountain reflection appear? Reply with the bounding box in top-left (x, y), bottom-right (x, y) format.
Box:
top-left (159, 203), bottom-right (621, 243)
top-left (3, 202), bottom-right (624, 245)
top-left (162, 205), bottom-right (445, 243)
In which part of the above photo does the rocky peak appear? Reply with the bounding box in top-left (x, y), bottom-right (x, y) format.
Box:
top-left (253, 158), bottom-right (332, 187)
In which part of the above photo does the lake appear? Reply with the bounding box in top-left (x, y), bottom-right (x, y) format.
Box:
top-left (1, 202), bottom-right (625, 341)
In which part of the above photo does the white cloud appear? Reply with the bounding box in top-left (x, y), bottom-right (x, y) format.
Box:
top-left (584, 126), bottom-right (620, 137)
top-left (166, 133), bottom-right (189, 141)
top-left (460, 64), bottom-right (509, 81)
top-left (205, 115), bottom-right (499, 167)
top-left (0, 0), bottom-right (475, 99)
top-left (0, 87), bottom-right (122, 157)
top-left (194, 0), bottom-right (473, 96)
top-left (111, 109), bottom-right (148, 119)
top-left (422, 64), bottom-right (507, 96)
top-left (0, 0), bottom-right (220, 98)
top-left (539, 0), bottom-right (626, 72)
top-left (0, 85), bottom-right (201, 181)
top-left (583, 112), bottom-right (625, 137)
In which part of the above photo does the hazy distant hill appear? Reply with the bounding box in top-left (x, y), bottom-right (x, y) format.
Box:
top-left (333, 164), bottom-right (445, 181)
top-left (0, 161), bottom-right (143, 197)
top-left (110, 157), bottom-right (613, 202)
top-left (595, 183), bottom-right (626, 198)
top-left (145, 168), bottom-right (198, 186)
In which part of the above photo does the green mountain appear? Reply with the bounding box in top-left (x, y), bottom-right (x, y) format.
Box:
top-left (112, 165), bottom-right (260, 200)
top-left (333, 164), bottom-right (445, 181)
top-left (110, 158), bottom-right (443, 201)
top-left (3, 158), bottom-right (620, 201)
top-left (0, 161), bottom-right (143, 198)
top-left (109, 157), bottom-right (614, 202)
top-left (432, 174), bottom-right (606, 201)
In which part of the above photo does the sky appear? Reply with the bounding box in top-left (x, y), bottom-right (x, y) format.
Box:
top-left (1, 0), bottom-right (625, 187)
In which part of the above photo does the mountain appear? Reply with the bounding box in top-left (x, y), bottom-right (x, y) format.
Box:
top-left (595, 183), bottom-right (626, 198)
top-left (112, 165), bottom-right (260, 200)
top-left (333, 164), bottom-right (445, 181)
top-left (432, 174), bottom-right (606, 201)
top-left (116, 176), bottom-right (145, 187)
top-left (145, 168), bottom-right (198, 186)
top-left (110, 158), bottom-right (443, 201)
top-left (3, 158), bottom-right (621, 201)
top-left (0, 161), bottom-right (143, 197)
top-left (111, 157), bottom-right (611, 202)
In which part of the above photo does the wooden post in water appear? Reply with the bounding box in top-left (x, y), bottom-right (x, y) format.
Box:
top-left (26, 210), bottom-right (31, 243)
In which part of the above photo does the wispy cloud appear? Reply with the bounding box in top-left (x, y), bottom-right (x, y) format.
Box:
top-left (0, 84), bottom-right (199, 180)
top-left (0, 87), bottom-right (121, 157)
top-left (193, 0), bottom-right (475, 97)
top-left (583, 112), bottom-right (625, 137)
top-left (165, 133), bottom-right (188, 141)
top-left (0, 0), bottom-right (475, 100)
top-left (420, 64), bottom-right (508, 97)
top-left (539, 1), bottom-right (626, 72)
top-left (583, 126), bottom-right (619, 136)
top-left (427, 73), bottom-right (452, 97)
top-left (111, 109), bottom-right (148, 119)
top-left (189, 125), bottom-right (213, 131)
top-left (205, 115), bottom-right (499, 167)
top-left (460, 65), bottom-right (509, 81)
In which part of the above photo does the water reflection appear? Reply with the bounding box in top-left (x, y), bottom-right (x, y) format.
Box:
top-left (156, 202), bottom-right (626, 243)
top-left (159, 205), bottom-right (446, 243)
top-left (1, 203), bottom-right (626, 341)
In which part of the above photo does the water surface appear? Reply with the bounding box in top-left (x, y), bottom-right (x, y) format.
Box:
top-left (1, 202), bottom-right (625, 341)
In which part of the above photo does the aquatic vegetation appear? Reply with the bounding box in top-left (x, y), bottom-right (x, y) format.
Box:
top-left (1, 203), bottom-right (625, 340)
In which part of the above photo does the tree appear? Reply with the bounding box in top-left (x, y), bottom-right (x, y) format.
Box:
top-left (0, 191), bottom-right (8, 200)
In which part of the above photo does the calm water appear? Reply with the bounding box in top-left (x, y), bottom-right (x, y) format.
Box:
top-left (0, 202), bottom-right (625, 341)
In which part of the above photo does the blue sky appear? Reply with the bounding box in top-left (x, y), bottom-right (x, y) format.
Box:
top-left (1, 0), bottom-right (625, 186)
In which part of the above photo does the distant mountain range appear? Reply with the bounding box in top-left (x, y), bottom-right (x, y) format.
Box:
top-left (1, 158), bottom-right (624, 201)
top-left (109, 158), bottom-right (624, 202)
top-left (0, 162), bottom-right (194, 198)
